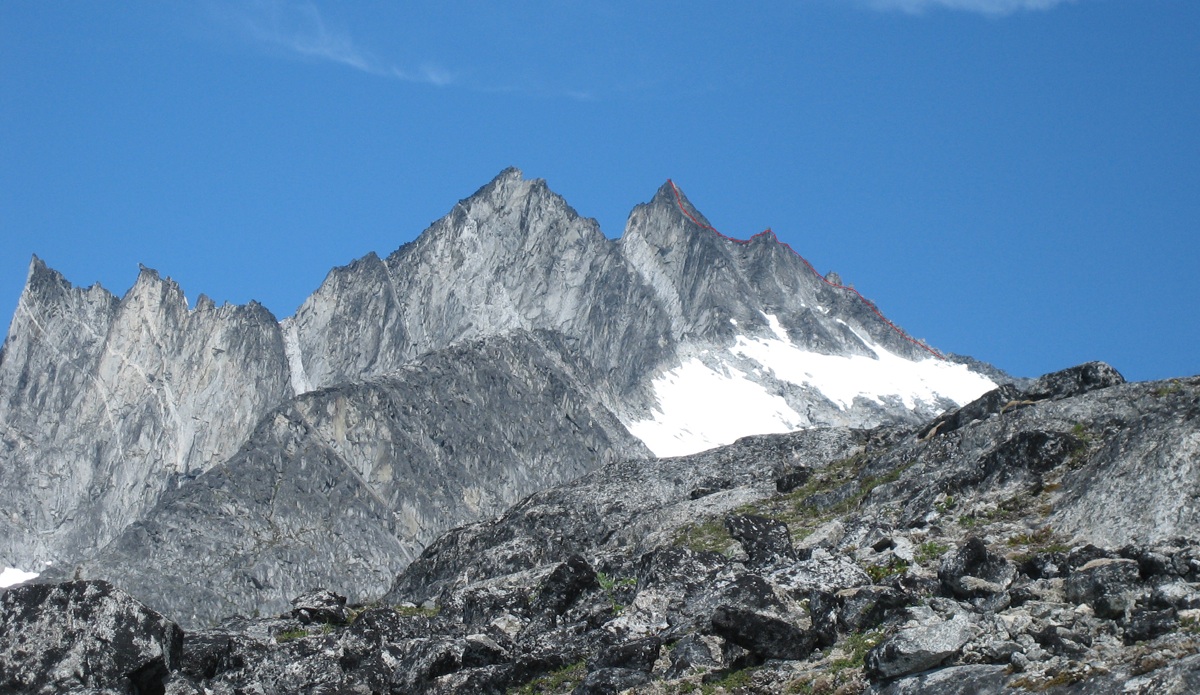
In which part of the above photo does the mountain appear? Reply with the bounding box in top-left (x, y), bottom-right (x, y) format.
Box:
top-left (0, 169), bottom-right (999, 628)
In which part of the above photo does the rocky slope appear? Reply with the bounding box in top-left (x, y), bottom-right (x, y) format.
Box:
top-left (6, 363), bottom-right (1199, 694)
top-left (60, 330), bottom-right (646, 628)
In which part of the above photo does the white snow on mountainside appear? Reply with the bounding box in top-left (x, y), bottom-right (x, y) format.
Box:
top-left (629, 314), bottom-right (996, 457)
top-left (0, 567), bottom-right (39, 588)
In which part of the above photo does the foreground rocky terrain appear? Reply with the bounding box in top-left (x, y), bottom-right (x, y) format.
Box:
top-left (5, 362), bottom-right (1199, 694)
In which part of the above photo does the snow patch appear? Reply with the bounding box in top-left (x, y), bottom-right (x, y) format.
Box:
top-left (627, 358), bottom-right (803, 458)
top-left (628, 322), bottom-right (996, 458)
top-left (732, 330), bottom-right (993, 410)
top-left (282, 319), bottom-right (314, 395)
top-left (0, 567), bottom-right (38, 588)
top-left (762, 312), bottom-right (790, 341)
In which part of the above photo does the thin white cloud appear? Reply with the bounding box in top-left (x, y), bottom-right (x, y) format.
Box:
top-left (210, 1), bottom-right (607, 99)
top-left (867, 0), bottom-right (1077, 15)
top-left (221, 0), bottom-right (455, 86)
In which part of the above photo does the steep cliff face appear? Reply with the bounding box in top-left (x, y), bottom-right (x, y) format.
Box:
top-left (71, 330), bottom-right (647, 627)
top-left (0, 259), bottom-right (291, 573)
top-left (287, 168), bottom-right (673, 403)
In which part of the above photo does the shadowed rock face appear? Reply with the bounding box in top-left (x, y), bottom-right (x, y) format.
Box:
top-left (67, 330), bottom-right (646, 628)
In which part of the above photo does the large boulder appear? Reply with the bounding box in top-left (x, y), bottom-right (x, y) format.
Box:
top-left (865, 613), bottom-right (975, 681)
top-left (709, 575), bottom-right (816, 661)
top-left (290, 588), bottom-right (350, 625)
top-left (724, 514), bottom-right (795, 568)
top-left (1064, 557), bottom-right (1142, 619)
top-left (1022, 361), bottom-right (1125, 401)
top-left (938, 537), bottom-right (1016, 600)
top-left (0, 580), bottom-right (183, 695)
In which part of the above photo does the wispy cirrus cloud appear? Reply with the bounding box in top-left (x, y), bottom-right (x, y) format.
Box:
top-left (218, 0), bottom-right (456, 86)
top-left (208, 1), bottom-right (619, 100)
top-left (866, 0), bottom-right (1078, 15)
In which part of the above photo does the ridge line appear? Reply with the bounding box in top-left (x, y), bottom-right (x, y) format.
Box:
top-left (666, 180), bottom-right (944, 361)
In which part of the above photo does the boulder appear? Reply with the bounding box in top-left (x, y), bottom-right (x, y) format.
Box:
top-left (589, 637), bottom-right (661, 672)
top-left (709, 575), bottom-right (815, 661)
top-left (534, 554), bottom-right (598, 615)
top-left (939, 537), bottom-right (1015, 599)
top-left (710, 605), bottom-right (815, 661)
top-left (769, 549), bottom-right (871, 595)
top-left (865, 613), bottom-right (975, 681)
top-left (573, 667), bottom-right (651, 694)
top-left (837, 585), bottom-right (909, 633)
top-left (1122, 607), bottom-right (1178, 644)
top-left (290, 588), bottom-right (350, 625)
top-left (874, 664), bottom-right (1009, 694)
top-left (724, 514), bottom-right (795, 568)
top-left (1064, 557), bottom-right (1142, 619)
top-left (0, 580), bottom-right (183, 695)
top-left (665, 634), bottom-right (724, 678)
top-left (1022, 361), bottom-right (1125, 401)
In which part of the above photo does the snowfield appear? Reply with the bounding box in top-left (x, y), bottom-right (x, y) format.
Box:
top-left (629, 315), bottom-right (996, 457)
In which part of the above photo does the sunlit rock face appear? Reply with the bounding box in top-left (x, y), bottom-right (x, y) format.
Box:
top-left (0, 258), bottom-right (292, 573)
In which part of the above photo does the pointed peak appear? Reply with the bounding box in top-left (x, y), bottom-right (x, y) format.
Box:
top-left (23, 255), bottom-right (72, 300)
top-left (453, 167), bottom-right (535, 212)
top-left (496, 166), bottom-right (524, 181)
top-left (646, 178), bottom-right (718, 235)
top-left (124, 264), bottom-right (187, 307)
top-left (26, 254), bottom-right (62, 283)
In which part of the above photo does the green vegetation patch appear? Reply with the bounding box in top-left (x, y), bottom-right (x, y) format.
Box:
top-left (275, 627), bottom-right (309, 643)
top-left (732, 451), bottom-right (911, 539)
top-left (393, 603), bottom-right (441, 618)
top-left (674, 518), bottom-right (736, 555)
top-left (700, 667), bottom-right (756, 694)
top-left (508, 660), bottom-right (587, 694)
top-left (596, 571), bottom-right (637, 614)
top-left (915, 540), bottom-right (950, 565)
top-left (1007, 525), bottom-right (1071, 562)
top-left (829, 629), bottom-right (885, 674)
top-left (862, 557), bottom-right (909, 583)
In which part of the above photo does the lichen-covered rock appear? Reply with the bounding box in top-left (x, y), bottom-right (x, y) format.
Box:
top-left (1064, 557), bottom-right (1142, 619)
top-left (938, 537), bottom-right (1016, 599)
top-left (865, 613), bottom-right (976, 681)
top-left (0, 580), bottom-right (182, 695)
top-left (724, 514), bottom-right (795, 568)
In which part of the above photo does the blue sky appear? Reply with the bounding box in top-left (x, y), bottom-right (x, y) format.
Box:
top-left (2, 1), bottom-right (1197, 381)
